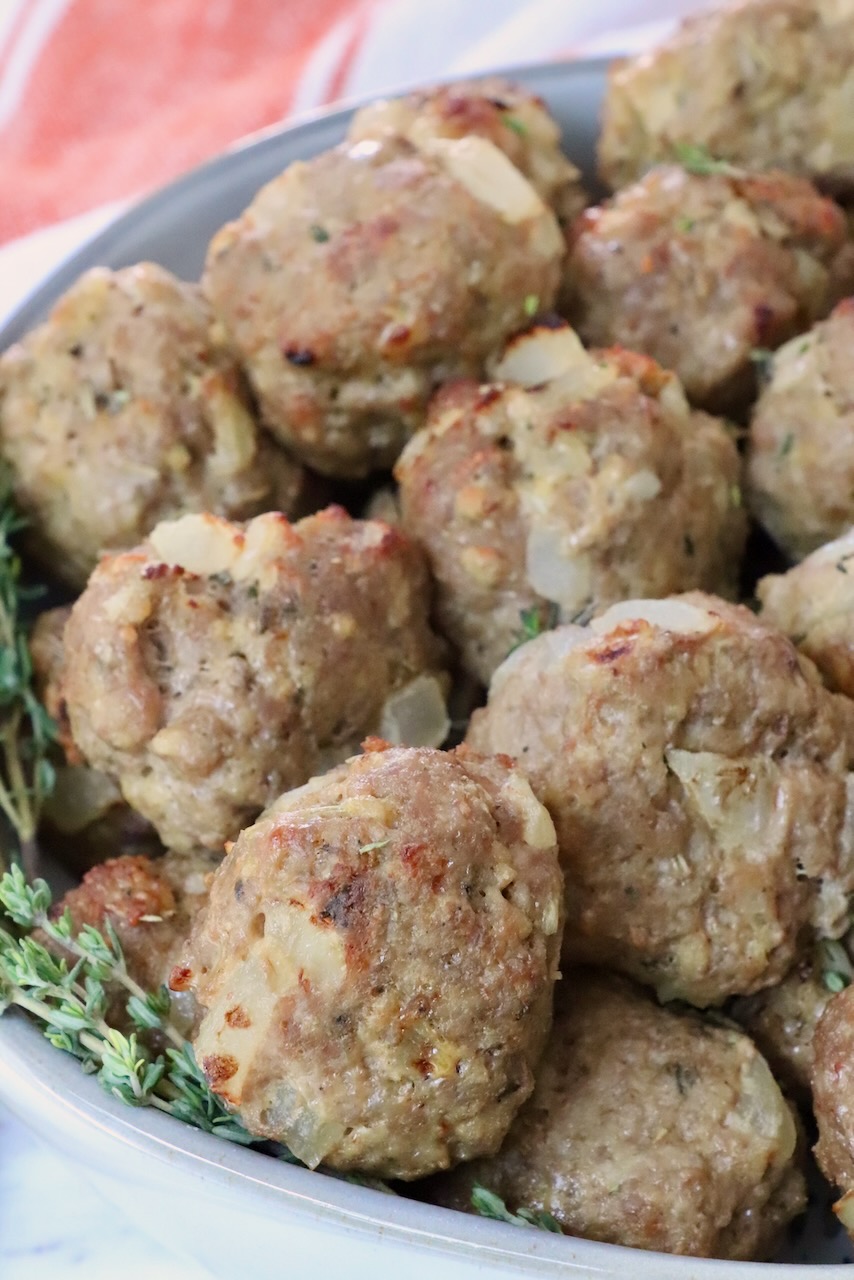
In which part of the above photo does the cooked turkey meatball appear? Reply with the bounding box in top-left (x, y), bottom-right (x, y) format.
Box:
top-left (757, 527), bottom-right (854, 695)
top-left (202, 136), bottom-right (564, 478)
top-left (61, 508), bottom-right (449, 854)
top-left (813, 983), bottom-right (854, 1232)
top-left (598, 0), bottom-right (854, 195)
top-left (565, 165), bottom-right (851, 411)
top-left (348, 77), bottom-right (587, 225)
top-left (732, 939), bottom-right (848, 1097)
top-left (177, 742), bottom-right (564, 1179)
top-left (747, 302), bottom-right (854, 561)
top-left (53, 848), bottom-right (218, 997)
top-left (467, 594), bottom-right (854, 1006)
top-left (29, 606), bottom-right (162, 872)
top-left (431, 969), bottom-right (805, 1260)
top-left (0, 264), bottom-right (306, 589)
top-left (396, 326), bottom-right (745, 683)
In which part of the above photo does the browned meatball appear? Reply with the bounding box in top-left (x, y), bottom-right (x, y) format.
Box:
top-left (599, 0), bottom-right (854, 195)
top-left (813, 983), bottom-right (854, 1232)
top-left (348, 76), bottom-right (587, 225)
top-left (396, 326), bottom-right (745, 683)
top-left (748, 302), bottom-right (854, 561)
top-left (757, 527), bottom-right (854, 694)
top-left (565, 165), bottom-right (850, 411)
top-left (431, 970), bottom-right (805, 1260)
top-left (178, 742), bottom-right (563, 1179)
top-left (53, 848), bottom-right (218, 997)
top-left (0, 264), bottom-right (306, 588)
top-left (29, 606), bottom-right (162, 872)
top-left (61, 508), bottom-right (449, 854)
top-left (203, 136), bottom-right (564, 478)
top-left (732, 938), bottom-right (851, 1097)
top-left (467, 594), bottom-right (854, 1006)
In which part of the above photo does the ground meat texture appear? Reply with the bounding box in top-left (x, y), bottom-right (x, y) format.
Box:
top-left (395, 326), bottom-right (745, 684)
top-left (347, 76), bottom-right (587, 226)
top-left (178, 743), bottom-right (563, 1179)
top-left (202, 136), bottom-right (564, 479)
top-left (29, 606), bottom-right (162, 872)
top-left (466, 594), bottom-right (854, 1006)
top-left (813, 984), bottom-right (854, 1232)
top-left (757, 528), bottom-right (854, 695)
top-left (747, 302), bottom-right (854, 562)
top-left (564, 165), bottom-right (851, 412)
top-left (598, 0), bottom-right (854, 195)
top-left (53, 848), bottom-right (218, 997)
top-left (731, 942), bottom-right (840, 1098)
top-left (60, 508), bottom-right (449, 854)
top-left (0, 264), bottom-right (306, 589)
top-left (430, 970), bottom-right (805, 1260)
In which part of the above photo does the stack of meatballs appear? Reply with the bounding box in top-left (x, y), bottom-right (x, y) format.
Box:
top-left (10, 0), bottom-right (854, 1264)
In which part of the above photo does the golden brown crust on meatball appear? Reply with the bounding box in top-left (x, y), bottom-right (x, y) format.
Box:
top-left (396, 328), bottom-right (745, 682)
top-left (599, 0), bottom-right (854, 194)
top-left (430, 970), bottom-right (805, 1260)
top-left (348, 77), bottom-right (587, 225)
top-left (202, 137), bottom-right (564, 478)
top-left (61, 508), bottom-right (448, 854)
top-left (466, 594), bottom-right (854, 1005)
top-left (53, 849), bottom-right (218, 995)
top-left (748, 302), bottom-right (854, 561)
top-left (565, 166), bottom-right (851, 411)
top-left (813, 985), bottom-right (854, 1234)
top-left (0, 264), bottom-right (306, 589)
top-left (180, 744), bottom-right (563, 1179)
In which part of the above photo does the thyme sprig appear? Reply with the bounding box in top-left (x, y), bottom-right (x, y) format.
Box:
top-left (0, 865), bottom-right (255, 1142)
top-left (471, 1184), bottom-right (563, 1233)
top-left (0, 470), bottom-right (57, 871)
top-left (673, 142), bottom-right (744, 179)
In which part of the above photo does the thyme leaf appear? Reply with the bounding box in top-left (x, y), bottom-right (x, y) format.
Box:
top-left (471, 1184), bottom-right (562, 1233)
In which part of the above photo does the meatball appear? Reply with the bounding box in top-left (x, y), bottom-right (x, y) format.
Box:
top-left (177, 743), bottom-right (564, 1179)
top-left (202, 136), bottom-right (564, 478)
top-left (396, 325), bottom-right (745, 683)
top-left (598, 0), bottom-right (854, 194)
top-left (30, 605), bottom-right (162, 872)
top-left (747, 302), bottom-right (854, 561)
top-left (565, 165), bottom-right (850, 411)
top-left (813, 983), bottom-right (854, 1232)
top-left (757, 527), bottom-right (854, 695)
top-left (53, 848), bottom-right (218, 997)
top-left (348, 76), bottom-right (587, 225)
top-left (466, 594), bottom-right (854, 1006)
top-left (732, 939), bottom-right (848, 1097)
top-left (61, 508), bottom-right (449, 854)
top-left (0, 264), bottom-right (306, 589)
top-left (431, 970), bottom-right (805, 1260)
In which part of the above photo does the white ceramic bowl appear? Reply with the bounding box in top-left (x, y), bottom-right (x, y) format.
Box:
top-left (0, 57), bottom-right (851, 1278)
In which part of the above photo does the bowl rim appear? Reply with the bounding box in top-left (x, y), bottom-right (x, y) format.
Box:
top-left (0, 53), bottom-right (848, 1276)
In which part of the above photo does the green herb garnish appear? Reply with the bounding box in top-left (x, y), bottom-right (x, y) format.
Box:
top-left (471, 1184), bottom-right (562, 1233)
top-left (523, 294), bottom-right (540, 318)
top-left (310, 224), bottom-right (330, 243)
top-left (674, 143), bottom-right (742, 178)
top-left (509, 602), bottom-right (559, 655)
top-left (819, 937), bottom-right (854, 995)
top-left (0, 471), bottom-right (57, 873)
top-left (503, 115), bottom-right (528, 137)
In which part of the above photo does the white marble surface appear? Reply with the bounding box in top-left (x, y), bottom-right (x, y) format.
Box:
top-left (0, 1103), bottom-right (215, 1278)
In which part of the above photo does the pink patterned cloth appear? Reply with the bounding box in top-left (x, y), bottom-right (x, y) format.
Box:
top-left (0, 0), bottom-right (712, 245)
